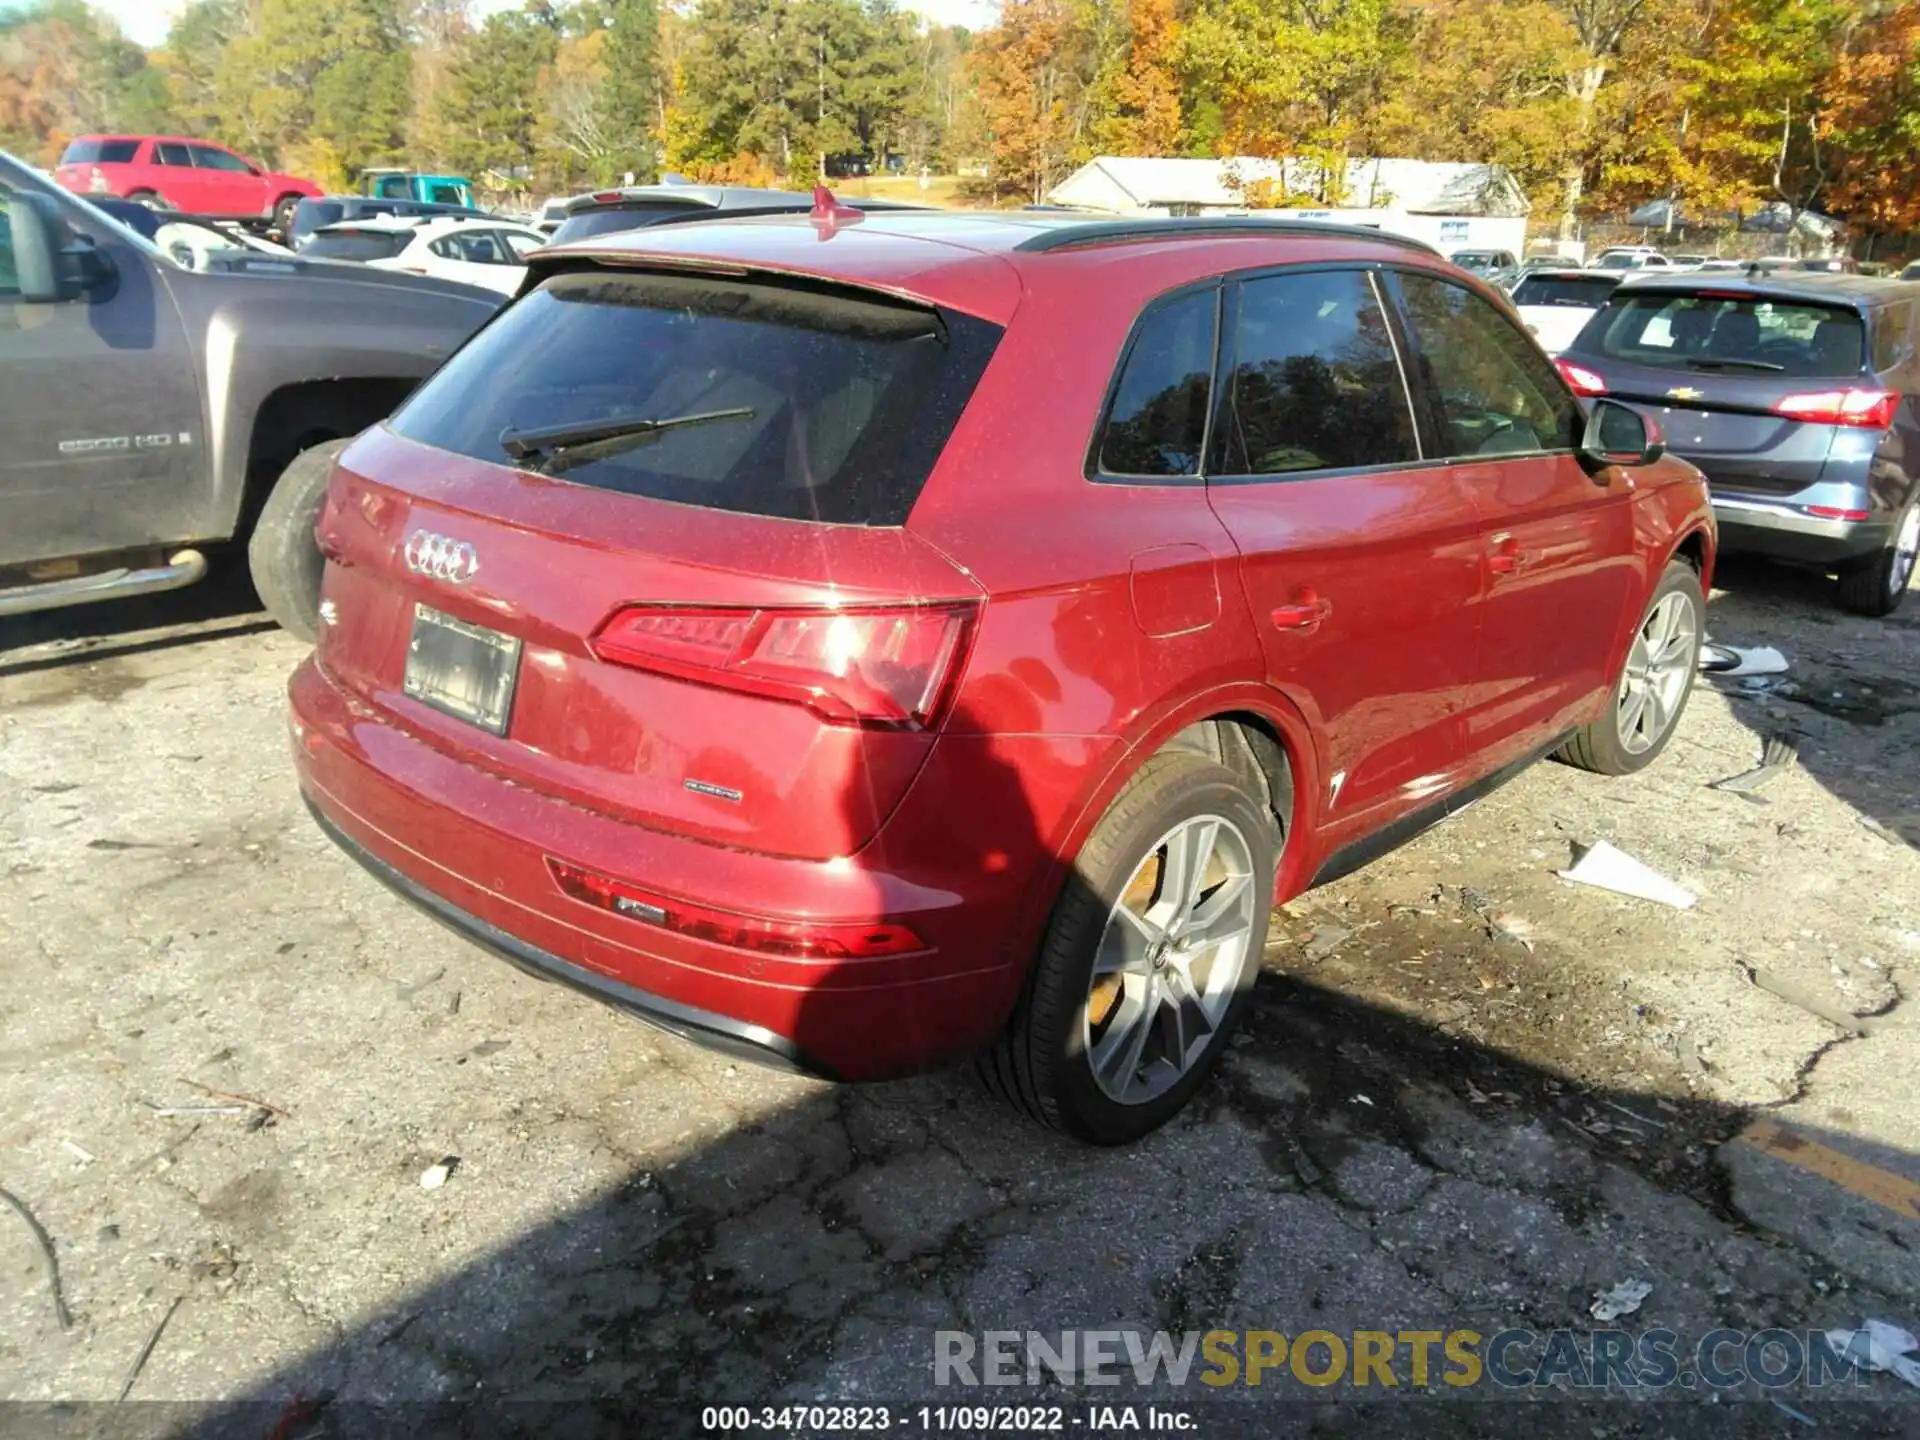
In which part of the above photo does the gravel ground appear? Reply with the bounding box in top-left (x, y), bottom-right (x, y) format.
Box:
top-left (1, 557), bottom-right (1917, 1437)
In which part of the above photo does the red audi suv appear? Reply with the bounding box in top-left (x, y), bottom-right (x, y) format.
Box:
top-left (290, 210), bottom-right (1714, 1143)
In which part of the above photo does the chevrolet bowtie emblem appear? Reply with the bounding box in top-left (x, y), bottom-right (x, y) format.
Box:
top-left (1666, 386), bottom-right (1704, 402)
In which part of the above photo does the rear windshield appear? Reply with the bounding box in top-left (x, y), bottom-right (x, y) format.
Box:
top-left (549, 205), bottom-right (711, 244)
top-left (302, 230), bottom-right (413, 261)
top-left (1512, 274), bottom-right (1617, 308)
top-left (1589, 293), bottom-right (1865, 377)
top-left (61, 139), bottom-right (138, 164)
top-left (388, 269), bottom-right (1003, 526)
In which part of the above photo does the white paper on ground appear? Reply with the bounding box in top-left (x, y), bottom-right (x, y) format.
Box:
top-left (1823, 1320), bottom-right (1920, 1390)
top-left (1701, 644), bottom-right (1789, 678)
top-left (1556, 840), bottom-right (1697, 910)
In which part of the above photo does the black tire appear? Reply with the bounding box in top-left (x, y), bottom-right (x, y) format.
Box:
top-left (1835, 498), bottom-right (1919, 618)
top-left (127, 189), bottom-right (168, 211)
top-left (247, 438), bottom-right (349, 644)
top-left (977, 750), bottom-right (1279, 1145)
top-left (1556, 558), bottom-right (1704, 775)
top-left (271, 195), bottom-right (301, 236)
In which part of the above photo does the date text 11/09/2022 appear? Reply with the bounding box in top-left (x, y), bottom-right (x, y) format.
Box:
top-left (701, 1406), bottom-right (1195, 1432)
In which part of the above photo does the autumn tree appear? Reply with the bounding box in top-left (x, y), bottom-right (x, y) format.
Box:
top-left (1095, 0), bottom-right (1182, 155)
top-left (967, 0), bottom-right (1082, 201)
top-left (1820, 3), bottom-right (1920, 237)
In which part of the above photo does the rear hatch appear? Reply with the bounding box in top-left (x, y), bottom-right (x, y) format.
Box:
top-left (315, 264), bottom-right (1003, 861)
top-left (1562, 288), bottom-right (1872, 496)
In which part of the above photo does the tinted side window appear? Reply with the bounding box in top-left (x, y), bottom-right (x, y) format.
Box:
top-left (1871, 303), bottom-right (1914, 374)
top-left (188, 145), bottom-right (251, 173)
top-left (1223, 269), bottom-right (1418, 476)
top-left (155, 143), bottom-right (192, 167)
top-left (1097, 289), bottom-right (1217, 477)
top-left (1396, 273), bottom-right (1579, 457)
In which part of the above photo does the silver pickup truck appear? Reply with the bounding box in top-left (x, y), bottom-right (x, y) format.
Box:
top-left (0, 152), bottom-right (502, 638)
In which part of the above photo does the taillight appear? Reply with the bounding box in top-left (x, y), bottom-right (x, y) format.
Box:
top-left (547, 858), bottom-right (928, 959)
top-left (1804, 505), bottom-right (1872, 521)
top-left (88, 167), bottom-right (108, 193)
top-left (591, 603), bottom-right (974, 728)
top-left (1772, 389), bottom-right (1898, 429)
top-left (1555, 358), bottom-right (1607, 396)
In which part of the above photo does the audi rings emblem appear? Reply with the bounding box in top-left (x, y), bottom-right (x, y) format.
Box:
top-left (404, 530), bottom-right (480, 585)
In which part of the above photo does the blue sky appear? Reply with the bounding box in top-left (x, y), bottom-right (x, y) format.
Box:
top-left (92, 0), bottom-right (994, 49)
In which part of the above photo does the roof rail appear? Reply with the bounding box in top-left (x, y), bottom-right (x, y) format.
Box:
top-left (1013, 216), bottom-right (1442, 256)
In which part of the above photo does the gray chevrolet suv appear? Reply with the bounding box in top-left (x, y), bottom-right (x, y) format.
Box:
top-left (1557, 273), bottom-right (1920, 615)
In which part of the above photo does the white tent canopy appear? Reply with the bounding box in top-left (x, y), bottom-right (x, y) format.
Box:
top-left (1049, 156), bottom-right (1531, 218)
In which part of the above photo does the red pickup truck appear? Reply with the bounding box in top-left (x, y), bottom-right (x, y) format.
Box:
top-left (55, 135), bottom-right (321, 231)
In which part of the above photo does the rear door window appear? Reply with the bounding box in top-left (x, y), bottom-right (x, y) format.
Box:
top-left (1395, 272), bottom-right (1580, 457)
top-left (1592, 293), bottom-right (1865, 378)
top-left (154, 143), bottom-right (193, 167)
top-left (388, 270), bottom-right (1003, 526)
top-left (1219, 269), bottom-right (1418, 476)
top-left (1095, 288), bottom-right (1217, 478)
top-left (60, 139), bottom-right (139, 164)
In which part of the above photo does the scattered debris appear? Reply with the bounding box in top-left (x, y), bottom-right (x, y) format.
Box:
top-left (1557, 841), bottom-right (1697, 910)
top-left (179, 1077), bottom-right (290, 1118)
top-left (1303, 925), bottom-right (1352, 962)
top-left (419, 1157), bottom-right (460, 1191)
top-left (1700, 643), bottom-right (1789, 678)
top-left (1823, 1320), bottom-right (1920, 1390)
top-left (1745, 965), bottom-right (1892, 1036)
top-left (59, 1139), bottom-right (95, 1165)
top-left (397, 966), bottom-right (448, 1001)
top-left (1770, 1396), bottom-right (1817, 1427)
top-left (469, 1040), bottom-right (511, 1059)
top-left (147, 1104), bottom-right (254, 1119)
top-left (1488, 912), bottom-right (1537, 952)
top-left (118, 1295), bottom-right (184, 1402)
top-left (1710, 735), bottom-right (1799, 795)
top-left (1590, 1278), bottom-right (1653, 1322)
top-left (0, 1185), bottom-right (73, 1330)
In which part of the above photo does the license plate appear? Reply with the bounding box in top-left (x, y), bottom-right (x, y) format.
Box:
top-left (403, 604), bottom-right (521, 735)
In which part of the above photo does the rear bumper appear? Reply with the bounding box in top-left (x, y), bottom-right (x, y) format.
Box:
top-left (305, 795), bottom-right (823, 1075)
top-left (289, 656), bottom-right (1077, 1080)
top-left (1709, 495), bottom-right (1895, 566)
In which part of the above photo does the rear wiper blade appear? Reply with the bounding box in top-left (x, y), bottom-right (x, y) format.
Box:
top-left (499, 407), bottom-right (756, 472)
top-left (1684, 357), bottom-right (1786, 372)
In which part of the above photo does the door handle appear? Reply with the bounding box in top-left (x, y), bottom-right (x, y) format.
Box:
top-left (1271, 598), bottom-right (1333, 632)
top-left (1486, 535), bottom-right (1533, 576)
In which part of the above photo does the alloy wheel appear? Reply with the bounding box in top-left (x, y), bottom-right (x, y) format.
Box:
top-left (1083, 814), bottom-right (1257, 1105)
top-left (1617, 591), bottom-right (1698, 755)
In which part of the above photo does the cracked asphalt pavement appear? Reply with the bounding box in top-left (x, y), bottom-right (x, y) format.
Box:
top-left (2, 559), bottom-right (1918, 1436)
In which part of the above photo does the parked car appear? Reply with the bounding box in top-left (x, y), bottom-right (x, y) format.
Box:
top-left (533, 196), bottom-right (572, 235)
top-left (1557, 272), bottom-right (1920, 615)
top-left (1901, 261), bottom-right (1920, 282)
top-left (301, 215), bottom-right (546, 295)
top-left (0, 150), bottom-right (502, 634)
top-left (87, 197), bottom-right (295, 270)
top-left (1510, 268), bottom-right (1622, 355)
top-left (285, 195), bottom-right (495, 251)
top-left (1593, 247), bottom-right (1679, 271)
top-left (289, 210), bottom-right (1712, 1143)
top-left (359, 169), bottom-right (476, 208)
top-left (53, 135), bottom-right (320, 232)
top-left (549, 183), bottom-right (927, 244)
top-left (1450, 248), bottom-right (1518, 276)
top-left (1798, 256), bottom-right (1859, 274)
